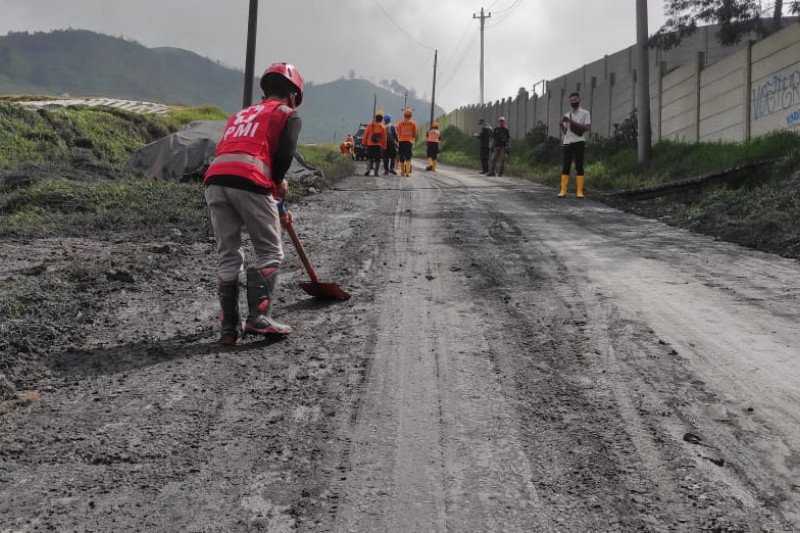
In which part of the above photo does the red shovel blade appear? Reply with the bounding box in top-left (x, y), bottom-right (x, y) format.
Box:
top-left (299, 281), bottom-right (351, 301)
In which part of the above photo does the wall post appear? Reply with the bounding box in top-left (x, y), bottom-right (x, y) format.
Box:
top-left (745, 40), bottom-right (754, 142)
top-left (695, 51), bottom-right (705, 142)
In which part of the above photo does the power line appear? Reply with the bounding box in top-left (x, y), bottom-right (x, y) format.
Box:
top-left (439, 34), bottom-right (479, 90)
top-left (369, 0), bottom-right (436, 51)
top-left (437, 21), bottom-right (473, 74)
top-left (486, 0), bottom-right (524, 27)
top-left (491, 0), bottom-right (524, 15)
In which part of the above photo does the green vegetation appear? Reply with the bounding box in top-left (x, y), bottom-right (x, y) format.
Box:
top-left (0, 178), bottom-right (207, 240)
top-left (0, 104), bottom-right (348, 239)
top-left (437, 123), bottom-right (800, 258)
top-left (297, 144), bottom-right (355, 182)
top-left (0, 103), bottom-right (226, 169)
top-left (159, 105), bottom-right (228, 131)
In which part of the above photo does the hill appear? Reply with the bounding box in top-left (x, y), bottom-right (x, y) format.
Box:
top-left (302, 78), bottom-right (444, 142)
top-left (0, 29), bottom-right (443, 142)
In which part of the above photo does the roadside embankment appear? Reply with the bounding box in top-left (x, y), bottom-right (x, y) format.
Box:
top-left (436, 125), bottom-right (800, 259)
top-left (0, 104), bottom-right (354, 240)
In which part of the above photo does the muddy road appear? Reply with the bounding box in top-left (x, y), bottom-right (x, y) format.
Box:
top-left (2, 163), bottom-right (799, 532)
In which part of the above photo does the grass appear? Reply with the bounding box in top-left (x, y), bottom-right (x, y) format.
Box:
top-left (0, 178), bottom-right (208, 240)
top-left (0, 103), bottom-right (226, 169)
top-left (0, 102), bottom-right (353, 240)
top-left (297, 144), bottom-right (355, 181)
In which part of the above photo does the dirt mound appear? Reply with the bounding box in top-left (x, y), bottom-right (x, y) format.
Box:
top-left (127, 119), bottom-right (325, 186)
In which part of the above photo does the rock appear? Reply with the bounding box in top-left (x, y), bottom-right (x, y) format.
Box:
top-left (171, 228), bottom-right (183, 238)
top-left (702, 455), bottom-right (725, 467)
top-left (265, 409), bottom-right (284, 424)
top-left (0, 374), bottom-right (17, 402)
top-left (150, 244), bottom-right (172, 254)
top-left (106, 270), bottom-right (135, 283)
top-left (307, 187), bottom-right (319, 194)
top-left (683, 432), bottom-right (703, 445)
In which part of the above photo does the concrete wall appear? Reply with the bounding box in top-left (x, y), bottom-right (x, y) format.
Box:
top-left (661, 61), bottom-right (700, 142)
top-left (699, 48), bottom-right (748, 142)
top-left (444, 22), bottom-right (800, 145)
top-left (751, 24), bottom-right (800, 137)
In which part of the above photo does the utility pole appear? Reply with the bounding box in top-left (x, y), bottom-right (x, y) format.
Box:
top-left (372, 94), bottom-right (377, 118)
top-left (636, 0), bottom-right (652, 164)
top-left (242, 0), bottom-right (259, 108)
top-left (403, 92), bottom-right (408, 113)
top-left (473, 7), bottom-right (492, 105)
top-left (430, 49), bottom-right (438, 127)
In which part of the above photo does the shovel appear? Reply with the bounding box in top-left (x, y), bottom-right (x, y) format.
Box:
top-left (278, 202), bottom-right (351, 301)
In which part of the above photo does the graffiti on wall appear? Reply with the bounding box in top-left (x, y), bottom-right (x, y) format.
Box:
top-left (752, 65), bottom-right (800, 121)
top-left (788, 108), bottom-right (800, 127)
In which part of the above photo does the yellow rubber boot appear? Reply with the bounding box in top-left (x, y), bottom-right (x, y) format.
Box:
top-left (576, 175), bottom-right (585, 198)
top-left (558, 174), bottom-right (569, 198)
top-left (432, 160), bottom-right (437, 172)
top-left (426, 158), bottom-right (434, 171)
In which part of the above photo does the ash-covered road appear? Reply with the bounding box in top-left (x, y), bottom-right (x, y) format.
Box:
top-left (2, 163), bottom-right (799, 532)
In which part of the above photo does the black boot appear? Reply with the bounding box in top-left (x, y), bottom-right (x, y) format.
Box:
top-left (217, 280), bottom-right (241, 346)
top-left (244, 267), bottom-right (292, 336)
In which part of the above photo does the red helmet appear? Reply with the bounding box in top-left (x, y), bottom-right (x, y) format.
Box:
top-left (260, 62), bottom-right (305, 107)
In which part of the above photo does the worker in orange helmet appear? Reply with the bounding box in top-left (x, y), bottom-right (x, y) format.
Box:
top-left (396, 108), bottom-right (418, 177)
top-left (340, 134), bottom-right (354, 158)
top-left (362, 113), bottom-right (388, 177)
top-left (425, 121), bottom-right (441, 172)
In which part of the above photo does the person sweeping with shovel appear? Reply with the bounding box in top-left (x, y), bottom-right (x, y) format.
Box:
top-left (203, 62), bottom-right (304, 345)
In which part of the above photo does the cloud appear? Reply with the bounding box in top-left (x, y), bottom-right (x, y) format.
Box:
top-left (0, 0), bottom-right (666, 110)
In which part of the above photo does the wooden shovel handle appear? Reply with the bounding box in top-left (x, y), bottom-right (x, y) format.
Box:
top-left (279, 202), bottom-right (320, 284)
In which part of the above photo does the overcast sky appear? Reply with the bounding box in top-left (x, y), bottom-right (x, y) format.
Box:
top-left (0, 0), bottom-right (667, 111)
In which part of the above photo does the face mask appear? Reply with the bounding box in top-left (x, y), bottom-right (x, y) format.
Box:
top-left (571, 102), bottom-right (580, 110)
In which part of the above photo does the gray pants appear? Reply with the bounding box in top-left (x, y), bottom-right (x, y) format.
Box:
top-left (490, 147), bottom-right (507, 176)
top-left (205, 185), bottom-right (284, 282)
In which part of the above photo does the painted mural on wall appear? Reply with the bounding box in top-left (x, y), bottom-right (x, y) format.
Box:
top-left (751, 63), bottom-right (800, 128)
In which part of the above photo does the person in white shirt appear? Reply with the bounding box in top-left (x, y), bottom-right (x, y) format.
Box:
top-left (559, 92), bottom-right (591, 198)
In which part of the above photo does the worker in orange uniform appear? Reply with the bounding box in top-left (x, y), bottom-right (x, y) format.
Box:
top-left (425, 122), bottom-right (441, 172)
top-left (340, 134), bottom-right (354, 158)
top-left (396, 108), bottom-right (418, 177)
top-left (362, 113), bottom-right (387, 177)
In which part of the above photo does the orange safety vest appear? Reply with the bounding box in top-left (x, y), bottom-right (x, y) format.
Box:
top-left (426, 129), bottom-right (441, 143)
top-left (397, 119), bottom-right (418, 142)
top-left (363, 122), bottom-right (388, 148)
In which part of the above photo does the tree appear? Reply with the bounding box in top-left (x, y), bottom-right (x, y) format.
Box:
top-left (774, 0), bottom-right (784, 30)
top-left (652, 0), bottom-right (763, 49)
top-left (653, 0), bottom-right (800, 49)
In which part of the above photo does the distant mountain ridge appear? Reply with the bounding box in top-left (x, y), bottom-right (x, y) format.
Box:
top-left (0, 29), bottom-right (443, 142)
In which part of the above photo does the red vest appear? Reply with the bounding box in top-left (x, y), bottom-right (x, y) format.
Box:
top-left (204, 99), bottom-right (294, 192)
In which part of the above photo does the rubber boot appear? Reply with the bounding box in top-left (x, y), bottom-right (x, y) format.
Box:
top-left (558, 174), bottom-right (569, 198)
top-left (576, 175), bottom-right (585, 198)
top-left (426, 158), bottom-right (434, 171)
top-left (244, 267), bottom-right (292, 336)
top-left (364, 160), bottom-right (372, 176)
top-left (432, 160), bottom-right (438, 172)
top-left (217, 280), bottom-right (241, 346)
